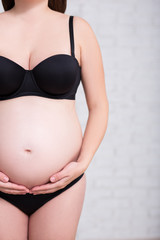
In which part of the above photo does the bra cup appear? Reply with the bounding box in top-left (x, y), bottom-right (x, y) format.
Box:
top-left (0, 60), bottom-right (25, 96)
top-left (32, 55), bottom-right (79, 95)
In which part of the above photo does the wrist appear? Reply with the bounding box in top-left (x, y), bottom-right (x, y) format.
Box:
top-left (77, 158), bottom-right (90, 172)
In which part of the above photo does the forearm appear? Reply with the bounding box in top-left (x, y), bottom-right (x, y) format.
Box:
top-left (77, 103), bottom-right (109, 172)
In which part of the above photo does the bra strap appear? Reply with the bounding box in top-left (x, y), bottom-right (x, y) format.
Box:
top-left (69, 15), bottom-right (75, 57)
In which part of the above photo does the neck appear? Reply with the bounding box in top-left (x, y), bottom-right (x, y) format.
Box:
top-left (11, 0), bottom-right (51, 17)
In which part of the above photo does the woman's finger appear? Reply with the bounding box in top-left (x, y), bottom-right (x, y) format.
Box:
top-left (0, 182), bottom-right (29, 192)
top-left (1, 189), bottom-right (28, 195)
top-left (31, 179), bottom-right (70, 195)
top-left (50, 166), bottom-right (70, 182)
top-left (30, 177), bottom-right (68, 192)
top-left (9, 182), bottom-right (29, 191)
top-left (32, 185), bottom-right (67, 195)
top-left (0, 172), bottom-right (9, 183)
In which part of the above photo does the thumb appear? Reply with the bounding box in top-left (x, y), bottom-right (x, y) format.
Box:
top-left (50, 170), bottom-right (64, 182)
top-left (0, 171), bottom-right (9, 183)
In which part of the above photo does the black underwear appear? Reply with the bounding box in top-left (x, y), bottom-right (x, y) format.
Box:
top-left (0, 173), bottom-right (84, 216)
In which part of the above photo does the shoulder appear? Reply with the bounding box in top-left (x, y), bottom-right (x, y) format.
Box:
top-left (0, 11), bottom-right (9, 30)
top-left (0, 11), bottom-right (6, 22)
top-left (0, 11), bottom-right (12, 26)
top-left (72, 15), bottom-right (99, 53)
top-left (72, 15), bottom-right (97, 45)
top-left (73, 15), bottom-right (94, 35)
top-left (0, 10), bottom-right (11, 18)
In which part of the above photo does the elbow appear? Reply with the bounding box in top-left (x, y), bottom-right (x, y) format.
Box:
top-left (89, 97), bottom-right (109, 113)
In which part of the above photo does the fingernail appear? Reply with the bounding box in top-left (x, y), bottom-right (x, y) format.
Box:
top-left (50, 177), bottom-right (55, 182)
top-left (4, 176), bottom-right (9, 181)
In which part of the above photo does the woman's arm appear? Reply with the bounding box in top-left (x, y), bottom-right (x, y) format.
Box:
top-left (74, 16), bottom-right (109, 171)
top-left (30, 16), bottom-right (109, 193)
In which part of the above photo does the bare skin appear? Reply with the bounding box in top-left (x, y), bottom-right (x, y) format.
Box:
top-left (0, 2), bottom-right (83, 189)
top-left (0, 0), bottom-right (109, 239)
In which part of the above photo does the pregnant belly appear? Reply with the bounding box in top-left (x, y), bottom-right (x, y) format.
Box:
top-left (0, 97), bottom-right (83, 189)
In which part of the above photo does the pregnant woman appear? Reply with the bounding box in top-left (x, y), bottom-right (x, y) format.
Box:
top-left (0, 0), bottom-right (109, 239)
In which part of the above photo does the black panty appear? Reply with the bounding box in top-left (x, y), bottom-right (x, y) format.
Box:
top-left (0, 173), bottom-right (84, 216)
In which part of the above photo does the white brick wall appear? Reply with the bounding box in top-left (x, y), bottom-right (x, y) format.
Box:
top-left (67, 0), bottom-right (160, 239)
top-left (0, 0), bottom-right (159, 239)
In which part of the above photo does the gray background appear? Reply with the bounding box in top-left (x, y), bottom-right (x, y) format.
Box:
top-left (67, 0), bottom-right (160, 239)
top-left (1, 0), bottom-right (160, 240)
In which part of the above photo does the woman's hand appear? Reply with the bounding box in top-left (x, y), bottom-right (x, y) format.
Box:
top-left (0, 171), bottom-right (30, 195)
top-left (29, 161), bottom-right (85, 195)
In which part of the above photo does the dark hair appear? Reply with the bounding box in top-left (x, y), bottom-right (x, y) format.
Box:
top-left (1, 0), bottom-right (67, 13)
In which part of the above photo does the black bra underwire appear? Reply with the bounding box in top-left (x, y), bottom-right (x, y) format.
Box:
top-left (0, 15), bottom-right (81, 101)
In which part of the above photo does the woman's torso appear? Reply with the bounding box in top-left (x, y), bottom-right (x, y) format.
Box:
top-left (0, 10), bottom-right (82, 189)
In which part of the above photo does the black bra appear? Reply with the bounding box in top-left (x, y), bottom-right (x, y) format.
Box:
top-left (0, 15), bottom-right (81, 101)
